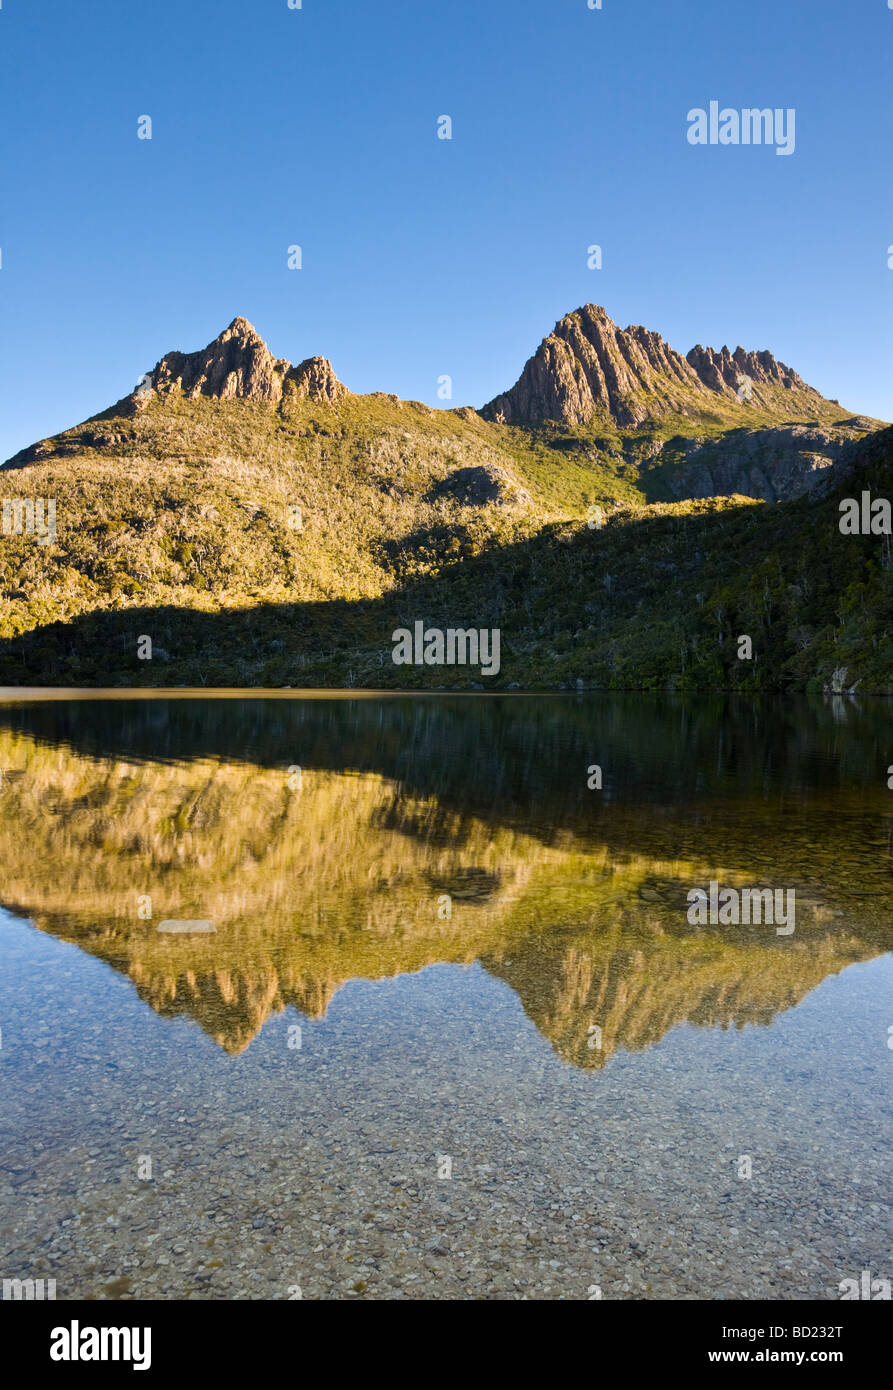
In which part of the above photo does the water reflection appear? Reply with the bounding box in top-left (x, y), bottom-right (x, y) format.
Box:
top-left (1, 693), bottom-right (890, 1063)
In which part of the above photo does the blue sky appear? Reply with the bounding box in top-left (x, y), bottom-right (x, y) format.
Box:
top-left (1, 0), bottom-right (891, 461)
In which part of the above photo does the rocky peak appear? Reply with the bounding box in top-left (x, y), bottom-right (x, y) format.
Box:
top-left (285, 355), bottom-right (346, 403)
top-left (140, 319), bottom-right (347, 405)
top-left (686, 343), bottom-right (812, 396)
top-left (481, 303), bottom-right (829, 428)
top-left (481, 304), bottom-right (696, 428)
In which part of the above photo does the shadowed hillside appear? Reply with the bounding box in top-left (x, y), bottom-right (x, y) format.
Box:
top-left (2, 423), bottom-right (892, 690)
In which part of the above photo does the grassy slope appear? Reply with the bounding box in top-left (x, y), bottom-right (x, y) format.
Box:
top-left (0, 390), bottom-right (890, 690)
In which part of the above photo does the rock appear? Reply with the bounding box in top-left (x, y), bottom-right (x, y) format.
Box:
top-left (662, 424), bottom-right (869, 503)
top-left (480, 303), bottom-right (834, 429)
top-left (426, 464), bottom-right (531, 508)
top-left (686, 342), bottom-right (814, 397)
top-left (481, 304), bottom-right (697, 428)
top-left (143, 318), bottom-right (348, 406)
top-left (285, 355), bottom-right (346, 404)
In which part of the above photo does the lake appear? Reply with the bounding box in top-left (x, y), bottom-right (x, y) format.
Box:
top-left (0, 692), bottom-right (890, 1300)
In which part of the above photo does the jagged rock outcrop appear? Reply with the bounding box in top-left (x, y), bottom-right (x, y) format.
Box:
top-left (285, 354), bottom-right (346, 403)
top-left (686, 343), bottom-right (816, 398)
top-left (481, 305), bottom-right (698, 428)
top-left (481, 303), bottom-right (831, 428)
top-left (145, 317), bottom-right (348, 405)
top-left (149, 317), bottom-right (288, 401)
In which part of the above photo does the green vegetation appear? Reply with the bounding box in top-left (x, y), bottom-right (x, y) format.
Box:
top-left (1, 389), bottom-right (891, 690)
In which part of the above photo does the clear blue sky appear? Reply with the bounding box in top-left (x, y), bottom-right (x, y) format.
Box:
top-left (1, 0), bottom-right (891, 462)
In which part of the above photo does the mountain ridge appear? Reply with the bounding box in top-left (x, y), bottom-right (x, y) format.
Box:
top-left (3, 302), bottom-right (861, 472)
top-left (1, 302), bottom-right (890, 692)
top-left (481, 303), bottom-right (834, 428)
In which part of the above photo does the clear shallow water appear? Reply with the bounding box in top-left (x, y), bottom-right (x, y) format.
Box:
top-left (0, 693), bottom-right (891, 1299)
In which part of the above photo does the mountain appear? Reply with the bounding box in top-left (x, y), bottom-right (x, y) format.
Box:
top-left (144, 315), bottom-right (347, 406)
top-left (0, 306), bottom-right (889, 691)
top-left (7, 317), bottom-right (348, 468)
top-left (481, 303), bottom-right (836, 428)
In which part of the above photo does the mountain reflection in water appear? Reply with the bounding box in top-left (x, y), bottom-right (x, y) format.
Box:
top-left (1, 692), bottom-right (890, 1062)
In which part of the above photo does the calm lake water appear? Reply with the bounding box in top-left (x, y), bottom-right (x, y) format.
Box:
top-left (0, 692), bottom-right (891, 1300)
